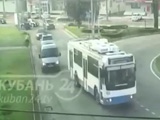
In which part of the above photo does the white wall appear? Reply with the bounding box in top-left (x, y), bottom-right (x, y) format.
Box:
top-left (99, 0), bottom-right (125, 15)
top-left (0, 1), bottom-right (16, 12)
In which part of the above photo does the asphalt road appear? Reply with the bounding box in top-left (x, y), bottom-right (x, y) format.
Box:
top-left (29, 23), bottom-right (160, 120)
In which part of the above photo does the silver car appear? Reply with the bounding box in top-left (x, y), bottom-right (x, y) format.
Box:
top-left (40, 33), bottom-right (55, 46)
top-left (39, 43), bottom-right (61, 73)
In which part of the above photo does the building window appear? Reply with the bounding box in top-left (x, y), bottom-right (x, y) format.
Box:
top-left (88, 56), bottom-right (98, 78)
top-left (131, 3), bottom-right (141, 9)
top-left (74, 49), bottom-right (82, 67)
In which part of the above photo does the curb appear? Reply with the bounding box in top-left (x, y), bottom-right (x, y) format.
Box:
top-left (64, 28), bottom-right (79, 39)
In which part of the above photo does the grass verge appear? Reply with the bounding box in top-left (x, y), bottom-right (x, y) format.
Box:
top-left (0, 49), bottom-right (33, 75)
top-left (65, 26), bottom-right (160, 42)
top-left (0, 49), bottom-right (34, 120)
top-left (65, 26), bottom-right (88, 37)
top-left (0, 26), bottom-right (26, 47)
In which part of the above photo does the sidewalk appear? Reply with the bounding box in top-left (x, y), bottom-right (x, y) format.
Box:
top-left (0, 46), bottom-right (26, 50)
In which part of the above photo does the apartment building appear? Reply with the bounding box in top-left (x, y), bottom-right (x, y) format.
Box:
top-left (0, 0), bottom-right (64, 13)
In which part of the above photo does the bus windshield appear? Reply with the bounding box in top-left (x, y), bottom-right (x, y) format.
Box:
top-left (41, 48), bottom-right (59, 58)
top-left (103, 67), bottom-right (136, 90)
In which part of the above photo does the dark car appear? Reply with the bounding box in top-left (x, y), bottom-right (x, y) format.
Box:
top-left (21, 22), bottom-right (31, 30)
top-left (36, 29), bottom-right (50, 40)
top-left (0, 18), bottom-right (6, 24)
top-left (43, 19), bottom-right (55, 30)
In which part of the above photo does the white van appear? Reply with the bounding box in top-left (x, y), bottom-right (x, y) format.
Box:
top-left (39, 43), bottom-right (61, 73)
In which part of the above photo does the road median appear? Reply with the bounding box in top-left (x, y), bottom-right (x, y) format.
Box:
top-left (65, 25), bottom-right (160, 42)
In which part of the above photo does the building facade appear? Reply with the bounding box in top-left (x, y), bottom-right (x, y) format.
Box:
top-left (0, 0), bottom-right (64, 13)
top-left (124, 0), bottom-right (160, 15)
top-left (99, 0), bottom-right (125, 15)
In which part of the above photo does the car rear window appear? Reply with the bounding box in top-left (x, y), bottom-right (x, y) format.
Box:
top-left (42, 36), bottom-right (53, 41)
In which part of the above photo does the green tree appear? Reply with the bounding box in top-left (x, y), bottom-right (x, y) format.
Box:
top-left (152, 0), bottom-right (159, 29)
top-left (65, 0), bottom-right (99, 27)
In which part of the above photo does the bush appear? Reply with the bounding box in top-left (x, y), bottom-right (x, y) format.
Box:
top-left (100, 29), bottom-right (125, 37)
top-left (81, 27), bottom-right (99, 33)
top-left (68, 23), bottom-right (77, 26)
top-left (100, 25), bottom-right (128, 29)
top-left (57, 18), bottom-right (73, 22)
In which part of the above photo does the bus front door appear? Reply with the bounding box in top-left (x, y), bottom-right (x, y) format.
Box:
top-left (69, 50), bottom-right (73, 79)
top-left (83, 59), bottom-right (88, 91)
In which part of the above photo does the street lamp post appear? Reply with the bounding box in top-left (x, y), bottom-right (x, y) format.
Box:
top-left (2, 0), bottom-right (6, 18)
top-left (91, 0), bottom-right (95, 38)
top-left (106, 0), bottom-right (108, 21)
top-left (16, 0), bottom-right (20, 28)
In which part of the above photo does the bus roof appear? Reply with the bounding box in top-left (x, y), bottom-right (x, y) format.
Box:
top-left (68, 39), bottom-right (133, 60)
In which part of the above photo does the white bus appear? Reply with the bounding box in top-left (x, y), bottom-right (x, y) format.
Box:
top-left (67, 38), bottom-right (136, 105)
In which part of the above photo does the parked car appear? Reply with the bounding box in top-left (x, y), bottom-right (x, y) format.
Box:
top-left (0, 18), bottom-right (6, 24)
top-left (40, 33), bottom-right (54, 46)
top-left (39, 43), bottom-right (61, 73)
top-left (43, 19), bottom-right (55, 30)
top-left (131, 13), bottom-right (142, 22)
top-left (28, 18), bottom-right (39, 27)
top-left (36, 28), bottom-right (50, 40)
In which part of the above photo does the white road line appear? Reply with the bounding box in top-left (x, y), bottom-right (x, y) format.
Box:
top-left (63, 29), bottom-right (78, 39)
top-left (145, 108), bottom-right (150, 111)
top-left (150, 53), bottom-right (160, 80)
top-left (151, 112), bottom-right (156, 115)
top-left (140, 105), bottom-right (144, 108)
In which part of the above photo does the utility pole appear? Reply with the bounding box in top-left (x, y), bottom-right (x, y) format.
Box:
top-left (106, 0), bottom-right (108, 21)
top-left (153, 0), bottom-right (159, 29)
top-left (16, 0), bottom-right (20, 28)
top-left (2, 0), bottom-right (6, 18)
top-left (91, 0), bottom-right (95, 38)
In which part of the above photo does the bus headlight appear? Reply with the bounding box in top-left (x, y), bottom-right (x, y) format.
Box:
top-left (109, 98), bottom-right (112, 102)
top-left (56, 61), bottom-right (59, 64)
top-left (42, 63), bottom-right (46, 66)
top-left (130, 95), bottom-right (133, 99)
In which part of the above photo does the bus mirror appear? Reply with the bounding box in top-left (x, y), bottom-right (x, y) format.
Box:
top-left (39, 54), bottom-right (41, 58)
top-left (59, 53), bottom-right (61, 56)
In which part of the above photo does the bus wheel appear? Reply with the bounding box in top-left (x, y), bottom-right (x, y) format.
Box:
top-left (94, 87), bottom-right (100, 103)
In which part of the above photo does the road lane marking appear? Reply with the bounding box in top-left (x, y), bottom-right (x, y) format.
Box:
top-left (150, 53), bottom-right (160, 80)
top-left (140, 105), bottom-right (144, 108)
top-left (151, 112), bottom-right (156, 115)
top-left (63, 29), bottom-right (78, 39)
top-left (145, 108), bottom-right (149, 111)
